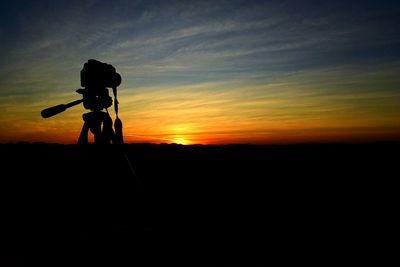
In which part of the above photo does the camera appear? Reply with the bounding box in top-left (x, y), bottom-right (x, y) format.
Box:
top-left (80, 59), bottom-right (121, 89)
top-left (78, 59), bottom-right (122, 111)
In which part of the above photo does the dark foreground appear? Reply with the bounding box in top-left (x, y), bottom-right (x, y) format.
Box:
top-left (1, 142), bottom-right (398, 266)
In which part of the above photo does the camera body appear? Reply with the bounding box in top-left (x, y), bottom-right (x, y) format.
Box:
top-left (79, 59), bottom-right (122, 111)
top-left (81, 59), bottom-right (121, 89)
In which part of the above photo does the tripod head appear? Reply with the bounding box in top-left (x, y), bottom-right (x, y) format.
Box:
top-left (41, 59), bottom-right (121, 117)
top-left (40, 59), bottom-right (124, 144)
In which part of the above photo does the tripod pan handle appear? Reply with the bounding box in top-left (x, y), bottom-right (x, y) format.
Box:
top-left (41, 99), bottom-right (83, 118)
top-left (41, 104), bottom-right (67, 118)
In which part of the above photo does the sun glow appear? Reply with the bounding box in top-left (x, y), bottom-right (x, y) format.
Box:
top-left (161, 124), bottom-right (195, 144)
top-left (170, 136), bottom-right (191, 145)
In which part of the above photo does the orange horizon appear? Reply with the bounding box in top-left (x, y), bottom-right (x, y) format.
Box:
top-left (1, 128), bottom-right (399, 145)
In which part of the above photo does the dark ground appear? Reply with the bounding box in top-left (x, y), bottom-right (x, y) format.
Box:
top-left (1, 142), bottom-right (398, 266)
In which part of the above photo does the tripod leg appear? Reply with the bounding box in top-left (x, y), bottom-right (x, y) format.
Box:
top-left (78, 121), bottom-right (90, 144)
top-left (92, 120), bottom-right (103, 144)
top-left (114, 117), bottom-right (124, 144)
top-left (101, 112), bottom-right (115, 144)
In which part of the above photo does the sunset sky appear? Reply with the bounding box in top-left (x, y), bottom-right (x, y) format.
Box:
top-left (1, 0), bottom-right (399, 144)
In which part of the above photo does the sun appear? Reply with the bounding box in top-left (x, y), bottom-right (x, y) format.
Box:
top-left (171, 136), bottom-right (190, 145)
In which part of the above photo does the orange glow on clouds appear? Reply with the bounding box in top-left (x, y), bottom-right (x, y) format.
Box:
top-left (1, 66), bottom-right (400, 144)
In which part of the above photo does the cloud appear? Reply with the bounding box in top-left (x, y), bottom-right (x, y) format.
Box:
top-left (117, 61), bottom-right (400, 143)
top-left (1, 0), bottom-right (399, 143)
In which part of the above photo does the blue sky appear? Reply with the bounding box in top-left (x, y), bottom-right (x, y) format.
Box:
top-left (1, 0), bottom-right (399, 144)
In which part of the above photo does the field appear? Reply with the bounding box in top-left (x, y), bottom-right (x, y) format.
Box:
top-left (1, 142), bottom-right (397, 265)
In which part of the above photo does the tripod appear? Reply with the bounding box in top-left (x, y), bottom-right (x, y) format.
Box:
top-left (40, 60), bottom-right (124, 145)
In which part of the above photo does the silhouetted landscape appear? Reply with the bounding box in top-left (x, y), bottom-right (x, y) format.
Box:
top-left (2, 142), bottom-right (397, 266)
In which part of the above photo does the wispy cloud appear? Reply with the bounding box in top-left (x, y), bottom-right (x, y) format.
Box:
top-left (115, 61), bottom-right (400, 143)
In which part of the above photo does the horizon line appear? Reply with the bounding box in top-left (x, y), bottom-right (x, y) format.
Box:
top-left (2, 140), bottom-right (400, 146)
